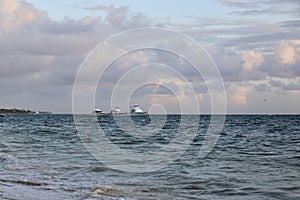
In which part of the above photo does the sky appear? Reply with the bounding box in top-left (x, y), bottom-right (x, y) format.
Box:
top-left (0, 0), bottom-right (299, 114)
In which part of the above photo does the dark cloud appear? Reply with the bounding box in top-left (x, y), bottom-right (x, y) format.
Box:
top-left (181, 15), bottom-right (299, 53)
top-left (40, 18), bottom-right (100, 35)
top-left (255, 83), bottom-right (269, 91)
top-left (268, 79), bottom-right (300, 91)
top-left (132, 84), bottom-right (176, 97)
top-left (0, 1), bottom-right (156, 113)
top-left (269, 79), bottom-right (283, 87)
top-left (0, 55), bottom-right (54, 78)
top-left (222, 31), bottom-right (300, 50)
top-left (282, 81), bottom-right (300, 91)
top-left (279, 20), bottom-right (300, 28)
top-left (211, 49), bottom-right (244, 82)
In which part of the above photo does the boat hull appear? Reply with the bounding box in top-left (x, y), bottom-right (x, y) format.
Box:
top-left (130, 112), bottom-right (148, 116)
top-left (109, 112), bottom-right (128, 116)
top-left (94, 113), bottom-right (109, 116)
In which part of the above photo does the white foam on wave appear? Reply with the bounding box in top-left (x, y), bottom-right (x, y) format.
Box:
top-left (89, 185), bottom-right (135, 200)
top-left (86, 185), bottom-right (171, 200)
top-left (0, 153), bottom-right (16, 163)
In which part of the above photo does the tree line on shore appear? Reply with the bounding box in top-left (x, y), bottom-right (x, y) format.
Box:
top-left (0, 108), bottom-right (34, 114)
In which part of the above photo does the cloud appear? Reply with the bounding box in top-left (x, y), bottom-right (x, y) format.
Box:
top-left (211, 39), bottom-right (300, 82)
top-left (106, 7), bottom-right (151, 30)
top-left (84, 5), bottom-right (115, 11)
top-left (40, 17), bottom-right (99, 35)
top-left (292, 40), bottom-right (300, 45)
top-left (257, 40), bottom-right (300, 78)
top-left (0, 0), bottom-right (19, 13)
top-left (282, 81), bottom-right (300, 90)
top-left (280, 20), bottom-right (300, 28)
top-left (0, 0), bottom-right (299, 113)
top-left (218, 0), bottom-right (251, 8)
top-left (219, 0), bottom-right (300, 17)
top-left (0, 55), bottom-right (55, 78)
top-left (269, 79), bottom-right (283, 87)
top-left (276, 40), bottom-right (297, 64)
top-left (242, 50), bottom-right (264, 71)
top-left (229, 85), bottom-right (250, 106)
top-left (254, 83), bottom-right (269, 92)
top-left (84, 4), bottom-right (151, 30)
top-left (268, 78), bottom-right (300, 91)
top-left (0, 1), bottom-right (157, 113)
top-left (144, 93), bottom-right (181, 113)
top-left (221, 31), bottom-right (300, 52)
top-left (0, 0), bottom-right (47, 32)
top-left (210, 0), bottom-right (300, 54)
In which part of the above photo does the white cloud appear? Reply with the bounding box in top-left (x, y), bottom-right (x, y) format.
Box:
top-left (242, 50), bottom-right (264, 71)
top-left (0, 0), bottom-right (19, 13)
top-left (292, 40), bottom-right (300, 45)
top-left (0, 0), bottom-right (46, 32)
top-left (276, 40), bottom-right (297, 64)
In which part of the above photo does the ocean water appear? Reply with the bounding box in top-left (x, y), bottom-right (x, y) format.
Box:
top-left (0, 114), bottom-right (299, 199)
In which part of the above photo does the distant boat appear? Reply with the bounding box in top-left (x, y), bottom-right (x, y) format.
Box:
top-left (130, 104), bottom-right (148, 116)
top-left (110, 107), bottom-right (127, 116)
top-left (0, 114), bottom-right (5, 117)
top-left (34, 111), bottom-right (52, 114)
top-left (92, 107), bottom-right (109, 116)
top-left (129, 104), bottom-right (151, 124)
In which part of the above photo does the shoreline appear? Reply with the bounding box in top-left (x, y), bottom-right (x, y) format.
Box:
top-left (0, 108), bottom-right (51, 114)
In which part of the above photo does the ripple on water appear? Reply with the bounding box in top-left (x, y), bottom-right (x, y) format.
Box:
top-left (0, 115), bottom-right (299, 199)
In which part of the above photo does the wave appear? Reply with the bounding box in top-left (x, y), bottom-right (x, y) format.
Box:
top-left (0, 153), bottom-right (16, 164)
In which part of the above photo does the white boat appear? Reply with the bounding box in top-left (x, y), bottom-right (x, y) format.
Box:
top-left (92, 108), bottom-right (109, 116)
top-left (110, 107), bottom-right (127, 116)
top-left (130, 104), bottom-right (148, 116)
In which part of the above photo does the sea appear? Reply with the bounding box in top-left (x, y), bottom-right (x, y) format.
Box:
top-left (0, 114), bottom-right (299, 200)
